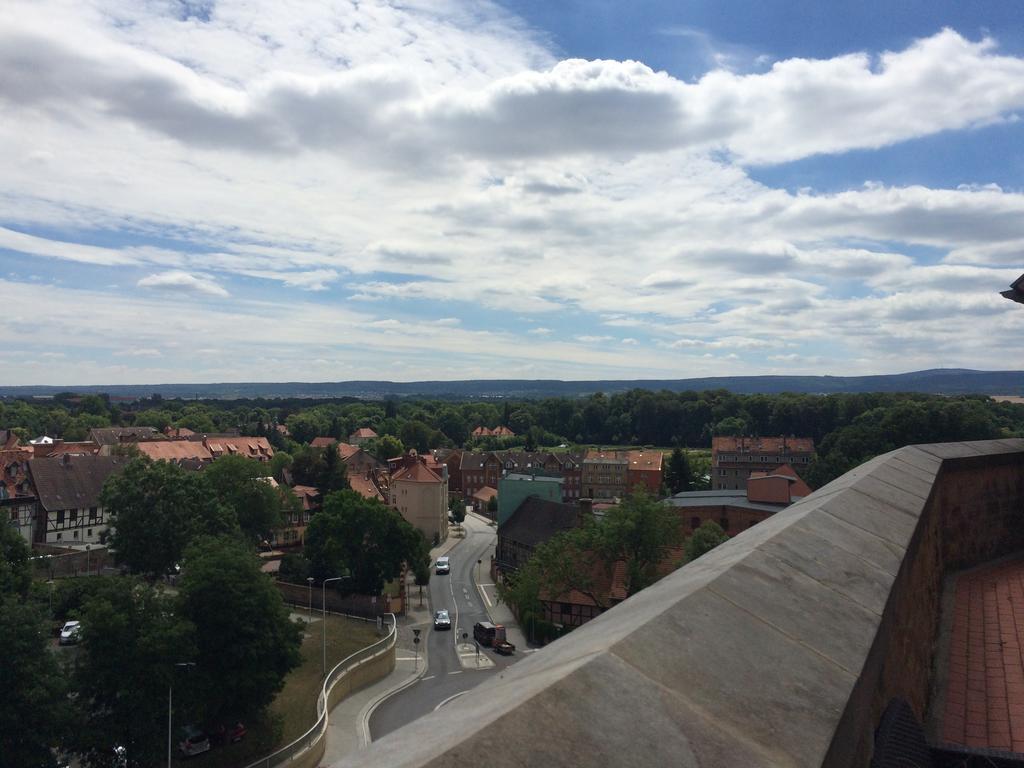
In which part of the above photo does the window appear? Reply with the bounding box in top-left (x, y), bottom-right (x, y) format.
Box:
top-left (70, 509), bottom-right (78, 523)
top-left (9, 509), bottom-right (16, 521)
top-left (87, 528), bottom-right (93, 537)
top-left (89, 507), bottom-right (98, 521)
top-left (57, 533), bottom-right (62, 542)
top-left (57, 510), bottom-right (65, 525)
top-left (73, 530), bottom-right (79, 539)
top-left (690, 516), bottom-right (700, 531)
top-left (719, 517), bottom-right (730, 532)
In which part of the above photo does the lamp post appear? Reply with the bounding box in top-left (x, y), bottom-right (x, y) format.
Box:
top-left (168, 662), bottom-right (195, 768)
top-left (321, 576), bottom-right (347, 677)
top-left (306, 576), bottom-right (314, 623)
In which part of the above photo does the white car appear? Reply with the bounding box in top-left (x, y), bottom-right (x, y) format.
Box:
top-left (59, 621), bottom-right (82, 645)
top-left (435, 556), bottom-right (450, 575)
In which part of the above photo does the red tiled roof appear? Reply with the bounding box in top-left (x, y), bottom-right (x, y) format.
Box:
top-left (712, 436), bottom-right (814, 454)
top-left (310, 437), bottom-right (338, 448)
top-left (350, 428), bottom-right (378, 439)
top-left (137, 441), bottom-right (213, 462)
top-left (338, 443), bottom-right (361, 461)
top-left (625, 450), bottom-right (664, 472)
top-left (348, 472), bottom-right (383, 501)
top-left (44, 442), bottom-right (101, 457)
top-left (472, 486), bottom-right (498, 502)
top-left (391, 461), bottom-right (442, 484)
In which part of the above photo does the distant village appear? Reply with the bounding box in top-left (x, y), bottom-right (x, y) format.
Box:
top-left (1, 421), bottom-right (815, 630)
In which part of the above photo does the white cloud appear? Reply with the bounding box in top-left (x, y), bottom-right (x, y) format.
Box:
top-left (137, 270), bottom-right (229, 297)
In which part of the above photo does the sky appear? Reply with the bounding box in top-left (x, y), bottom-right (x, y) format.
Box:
top-left (2, 0), bottom-right (1024, 385)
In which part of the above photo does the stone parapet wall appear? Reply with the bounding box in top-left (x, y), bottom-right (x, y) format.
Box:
top-left (336, 440), bottom-right (1024, 768)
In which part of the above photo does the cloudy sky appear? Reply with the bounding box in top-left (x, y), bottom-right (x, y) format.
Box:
top-left (2, 0), bottom-right (1024, 385)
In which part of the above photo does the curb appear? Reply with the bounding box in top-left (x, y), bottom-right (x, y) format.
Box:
top-left (359, 622), bottom-right (430, 746)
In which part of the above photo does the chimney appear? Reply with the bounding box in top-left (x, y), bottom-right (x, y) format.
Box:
top-left (61, 453), bottom-right (72, 467)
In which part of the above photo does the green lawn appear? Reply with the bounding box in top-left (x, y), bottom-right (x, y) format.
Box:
top-left (175, 614), bottom-right (381, 768)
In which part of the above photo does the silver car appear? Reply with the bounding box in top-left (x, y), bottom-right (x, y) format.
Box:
top-left (59, 621), bottom-right (82, 645)
top-left (433, 609), bottom-right (452, 630)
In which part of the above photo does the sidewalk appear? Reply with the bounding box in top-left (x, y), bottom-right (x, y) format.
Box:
top-left (465, 512), bottom-right (532, 652)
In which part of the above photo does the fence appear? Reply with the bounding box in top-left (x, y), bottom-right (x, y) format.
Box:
top-left (30, 546), bottom-right (112, 579)
top-left (276, 580), bottom-right (403, 618)
top-left (242, 613), bottom-right (397, 768)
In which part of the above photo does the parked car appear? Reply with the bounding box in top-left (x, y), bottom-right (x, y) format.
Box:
top-left (433, 609), bottom-right (451, 630)
top-left (435, 556), bottom-right (450, 575)
top-left (59, 621), bottom-right (82, 645)
top-left (178, 725), bottom-right (211, 756)
top-left (212, 721), bottom-right (247, 745)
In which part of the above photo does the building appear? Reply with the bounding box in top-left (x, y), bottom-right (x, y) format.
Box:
top-left (470, 486), bottom-right (497, 512)
top-left (471, 425), bottom-right (515, 438)
top-left (459, 452), bottom-right (504, 498)
top-left (390, 459), bottom-right (448, 544)
top-left (1, 446), bottom-right (35, 543)
top-left (349, 427), bottom-right (378, 445)
top-left (274, 485), bottom-right (320, 547)
top-left (497, 473), bottom-right (564, 526)
top-left (581, 449), bottom-right (629, 500)
top-left (88, 426), bottom-right (161, 455)
top-left (496, 495), bottom-right (580, 574)
top-left (625, 450), bottom-right (665, 494)
top-left (28, 454), bottom-right (127, 546)
top-left (136, 440), bottom-right (214, 464)
top-left (711, 435), bottom-right (814, 490)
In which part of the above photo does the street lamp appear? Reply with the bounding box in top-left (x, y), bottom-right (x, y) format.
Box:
top-left (168, 662), bottom-right (195, 768)
top-left (321, 576), bottom-right (348, 677)
top-left (306, 576), bottom-right (314, 624)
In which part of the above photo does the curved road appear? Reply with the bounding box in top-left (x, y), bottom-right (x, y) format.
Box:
top-left (369, 515), bottom-right (518, 739)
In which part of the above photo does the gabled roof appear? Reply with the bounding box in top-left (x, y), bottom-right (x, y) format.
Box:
top-left (310, 437), bottom-right (338, 448)
top-left (350, 427), bottom-right (378, 439)
top-left (45, 442), bottom-right (101, 458)
top-left (472, 486), bottom-right (498, 502)
top-left (28, 455), bottom-right (127, 511)
top-left (584, 449), bottom-right (629, 464)
top-left (391, 461), bottom-right (442, 484)
top-left (349, 472), bottom-right (384, 501)
top-left (88, 427), bottom-right (161, 446)
top-left (498, 496), bottom-right (578, 547)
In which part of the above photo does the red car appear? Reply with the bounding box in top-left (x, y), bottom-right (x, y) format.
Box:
top-left (213, 722), bottom-right (247, 745)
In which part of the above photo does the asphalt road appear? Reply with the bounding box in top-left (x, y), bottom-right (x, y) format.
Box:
top-left (369, 515), bottom-right (519, 739)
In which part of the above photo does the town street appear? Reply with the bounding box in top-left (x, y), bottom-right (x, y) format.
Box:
top-left (369, 513), bottom-right (520, 739)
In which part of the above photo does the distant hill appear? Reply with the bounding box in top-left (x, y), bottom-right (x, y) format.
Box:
top-left (3, 369), bottom-right (1024, 400)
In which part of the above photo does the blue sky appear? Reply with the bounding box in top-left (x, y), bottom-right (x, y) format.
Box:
top-left (1, 0), bottom-right (1023, 384)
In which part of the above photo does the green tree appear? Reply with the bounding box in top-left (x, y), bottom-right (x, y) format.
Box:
top-left (370, 434), bottom-right (404, 461)
top-left (664, 447), bottom-right (693, 494)
top-left (599, 489), bottom-right (682, 597)
top-left (685, 520), bottom-right (729, 562)
top-left (0, 601), bottom-right (72, 768)
top-left (319, 443), bottom-right (350, 494)
top-left (178, 537), bottom-right (302, 724)
top-left (278, 553), bottom-right (311, 584)
top-left (0, 523), bottom-right (31, 600)
top-left (448, 497), bottom-right (466, 525)
top-left (71, 578), bottom-right (196, 768)
top-left (204, 454), bottom-right (284, 543)
top-left (486, 494), bottom-right (498, 515)
top-left (269, 450), bottom-right (293, 483)
top-left (102, 458), bottom-right (237, 577)
top-left (305, 491), bottom-right (428, 594)
top-left (399, 420), bottom-right (434, 454)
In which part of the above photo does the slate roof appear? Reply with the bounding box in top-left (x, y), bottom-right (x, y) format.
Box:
top-left (28, 455), bottom-right (127, 512)
top-left (88, 427), bottom-right (160, 446)
top-left (498, 496), bottom-right (578, 548)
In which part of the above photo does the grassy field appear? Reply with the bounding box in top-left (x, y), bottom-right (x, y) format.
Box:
top-left (176, 613), bottom-right (382, 768)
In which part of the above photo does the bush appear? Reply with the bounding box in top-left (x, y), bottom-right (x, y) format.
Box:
top-left (277, 554), bottom-right (310, 584)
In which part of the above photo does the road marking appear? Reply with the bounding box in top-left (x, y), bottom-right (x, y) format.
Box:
top-left (480, 586), bottom-right (492, 607)
top-left (478, 583), bottom-right (495, 587)
top-left (396, 655), bottom-right (418, 661)
top-left (433, 691), bottom-right (468, 711)
top-left (422, 675), bottom-right (435, 681)
top-left (448, 670), bottom-right (462, 675)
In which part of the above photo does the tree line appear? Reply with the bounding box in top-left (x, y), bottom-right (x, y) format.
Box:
top-left (4, 389), bottom-right (1023, 489)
